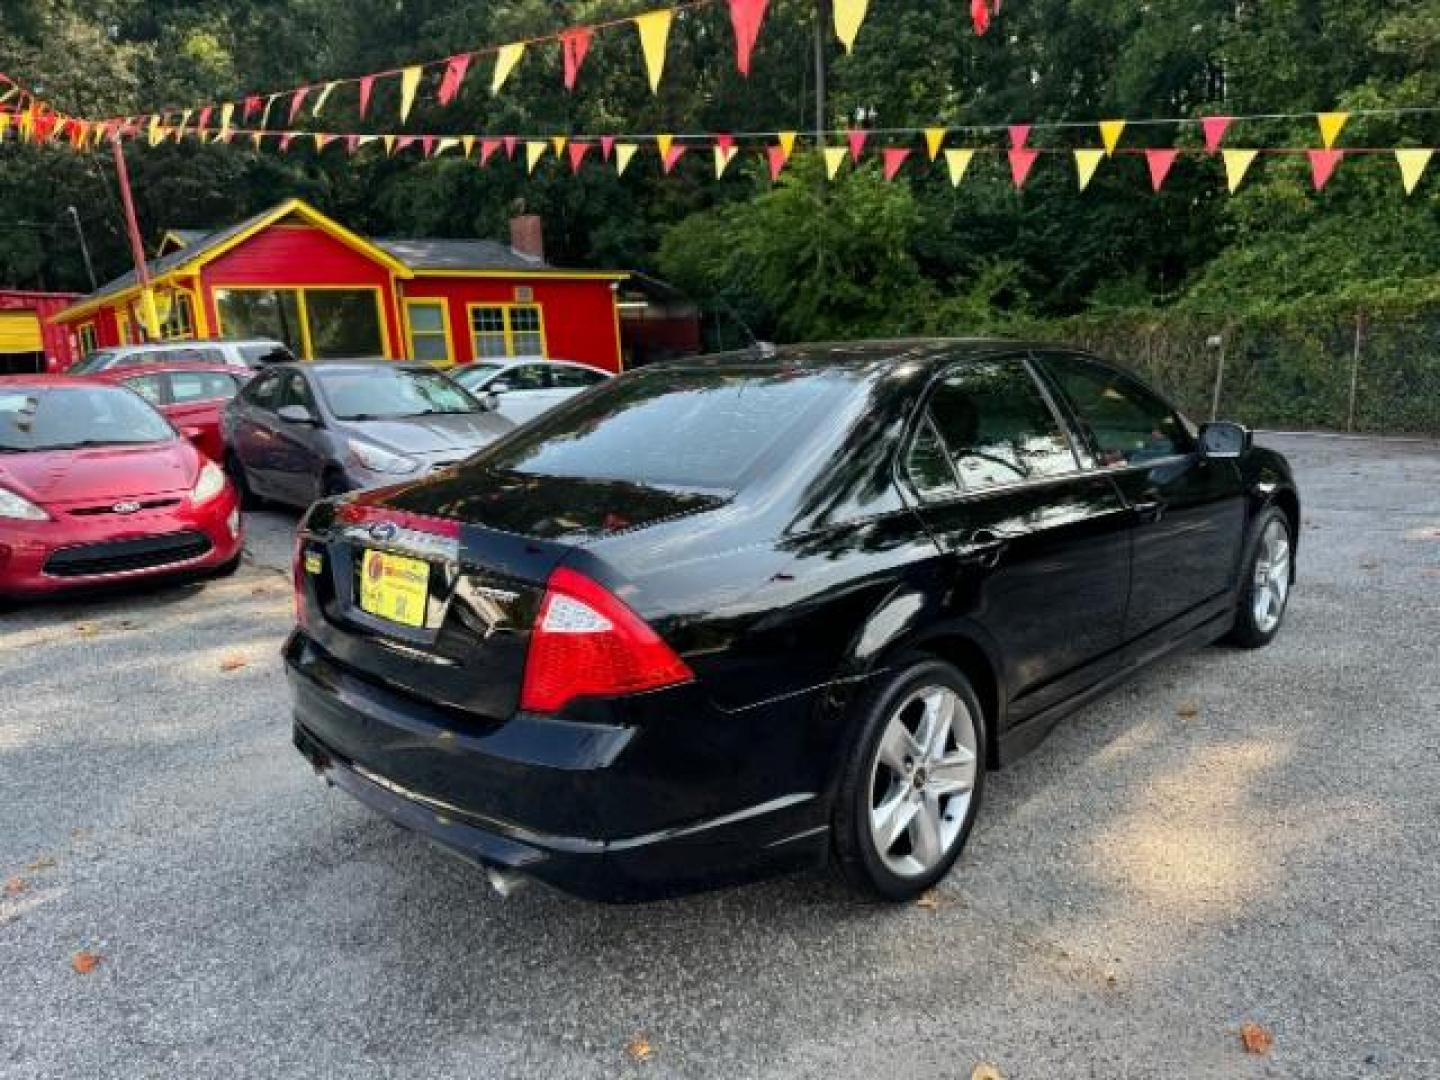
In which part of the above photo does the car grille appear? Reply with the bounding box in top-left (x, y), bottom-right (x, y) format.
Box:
top-left (44, 532), bottom-right (212, 578)
top-left (68, 499), bottom-right (182, 517)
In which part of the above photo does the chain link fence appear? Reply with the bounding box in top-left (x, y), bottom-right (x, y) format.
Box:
top-left (1039, 307), bottom-right (1440, 436)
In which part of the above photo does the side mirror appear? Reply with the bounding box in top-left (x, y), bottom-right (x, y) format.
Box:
top-left (1200, 421), bottom-right (1248, 459)
top-left (276, 404), bottom-right (317, 426)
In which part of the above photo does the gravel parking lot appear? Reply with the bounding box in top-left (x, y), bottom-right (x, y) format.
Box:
top-left (2, 433), bottom-right (1437, 1079)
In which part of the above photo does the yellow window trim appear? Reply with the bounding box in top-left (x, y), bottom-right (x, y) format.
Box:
top-left (76, 321), bottom-right (99, 355)
top-left (413, 269), bottom-right (628, 282)
top-left (402, 298), bottom-right (454, 367)
top-left (211, 284), bottom-right (393, 360)
top-left (464, 302), bottom-right (548, 360)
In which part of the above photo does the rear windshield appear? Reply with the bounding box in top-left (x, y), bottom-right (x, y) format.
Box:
top-left (0, 386), bottom-right (175, 452)
top-left (481, 367), bottom-right (857, 491)
top-left (69, 351), bottom-right (123, 374)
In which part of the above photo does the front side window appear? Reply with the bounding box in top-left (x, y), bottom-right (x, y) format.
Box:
top-left (243, 371), bottom-right (284, 411)
top-left (924, 359), bottom-right (1078, 493)
top-left (499, 364), bottom-right (550, 391)
top-left (1039, 353), bottom-right (1194, 467)
top-left (0, 387), bottom-right (173, 451)
top-left (550, 366), bottom-right (607, 389)
top-left (169, 371), bottom-right (241, 404)
top-left (469, 305), bottom-right (546, 359)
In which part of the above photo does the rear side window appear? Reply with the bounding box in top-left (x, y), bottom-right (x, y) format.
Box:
top-left (124, 374), bottom-right (168, 406)
top-left (1039, 353), bottom-right (1194, 466)
top-left (922, 359), bottom-right (1078, 493)
top-left (169, 371), bottom-right (241, 403)
top-left (482, 368), bottom-right (858, 491)
top-left (551, 366), bottom-right (607, 389)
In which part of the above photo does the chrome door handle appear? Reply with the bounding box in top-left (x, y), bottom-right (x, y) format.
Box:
top-left (1132, 499), bottom-right (1165, 523)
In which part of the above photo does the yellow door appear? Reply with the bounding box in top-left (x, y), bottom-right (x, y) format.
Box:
top-left (0, 312), bottom-right (42, 354)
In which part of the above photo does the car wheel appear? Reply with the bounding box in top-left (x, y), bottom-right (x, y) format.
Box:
top-left (210, 552), bottom-right (243, 579)
top-left (832, 658), bottom-right (986, 901)
top-left (1227, 506), bottom-right (1294, 649)
top-left (225, 453), bottom-right (264, 510)
top-left (321, 469), bottom-right (352, 498)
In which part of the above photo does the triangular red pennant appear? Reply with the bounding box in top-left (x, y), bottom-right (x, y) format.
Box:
top-left (568, 141), bottom-right (593, 173)
top-left (600, 135), bottom-right (616, 161)
top-left (397, 136), bottom-right (417, 153)
top-left (662, 143), bottom-right (688, 174)
top-left (728, 0), bottom-right (770, 76)
top-left (421, 136), bottom-right (436, 158)
top-left (1202, 115), bottom-right (1232, 155)
top-left (1146, 148), bottom-right (1178, 191)
top-left (1008, 147), bottom-right (1039, 188)
top-left (767, 144), bottom-right (788, 182)
top-left (848, 129), bottom-right (868, 163)
top-left (1309, 148), bottom-right (1343, 191)
top-left (479, 139), bottom-right (502, 165)
top-left (196, 105), bottom-right (213, 134)
top-left (716, 133), bottom-right (735, 153)
top-left (346, 134), bottom-right (360, 155)
top-left (971, 0), bottom-right (992, 34)
top-left (288, 87), bottom-right (309, 124)
top-left (359, 76), bottom-right (375, 118)
top-left (561, 28), bottom-right (593, 91)
top-left (438, 54), bottom-right (471, 106)
top-left (315, 133), bottom-right (336, 151)
top-left (882, 147), bottom-right (910, 181)
top-left (503, 135), bottom-right (518, 159)
top-left (1009, 124), bottom-right (1030, 148)
top-left (279, 132), bottom-right (296, 152)
top-left (243, 95), bottom-right (261, 120)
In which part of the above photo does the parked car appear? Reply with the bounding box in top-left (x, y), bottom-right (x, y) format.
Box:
top-left (222, 361), bottom-right (513, 509)
top-left (90, 363), bottom-right (246, 463)
top-left (450, 357), bottom-right (611, 425)
top-left (286, 341), bottom-right (1299, 903)
top-left (0, 376), bottom-right (242, 600)
top-left (68, 338), bottom-right (293, 375)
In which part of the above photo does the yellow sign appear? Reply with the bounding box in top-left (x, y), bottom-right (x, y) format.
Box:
top-left (359, 550), bottom-right (430, 628)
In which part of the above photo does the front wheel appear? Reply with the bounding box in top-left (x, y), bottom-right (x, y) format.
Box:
top-left (225, 452), bottom-right (264, 511)
top-left (832, 659), bottom-right (986, 901)
top-left (1227, 507), bottom-right (1294, 649)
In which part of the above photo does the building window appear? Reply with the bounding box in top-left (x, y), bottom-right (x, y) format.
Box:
top-left (405, 300), bottom-right (451, 365)
top-left (77, 323), bottom-right (99, 356)
top-left (158, 290), bottom-right (196, 341)
top-left (214, 287), bottom-right (385, 360)
top-left (469, 304), bottom-right (546, 359)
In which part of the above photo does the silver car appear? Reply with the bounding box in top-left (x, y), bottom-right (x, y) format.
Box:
top-left (450, 357), bottom-right (611, 426)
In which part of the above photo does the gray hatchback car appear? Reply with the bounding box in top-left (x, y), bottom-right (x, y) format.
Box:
top-left (221, 361), bottom-right (513, 508)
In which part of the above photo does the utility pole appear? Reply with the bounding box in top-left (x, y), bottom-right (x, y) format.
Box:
top-left (813, 0), bottom-right (830, 147)
top-left (66, 205), bottom-right (98, 292)
top-left (110, 136), bottom-right (161, 341)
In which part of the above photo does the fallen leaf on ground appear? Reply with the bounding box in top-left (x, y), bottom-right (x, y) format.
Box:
top-left (71, 951), bottom-right (102, 974)
top-left (1177, 703), bottom-right (1199, 719)
top-left (1239, 1021), bottom-right (1274, 1055)
top-left (624, 1036), bottom-right (654, 1063)
top-left (25, 855), bottom-right (56, 872)
top-left (972, 1064), bottom-right (1005, 1080)
top-left (915, 889), bottom-right (943, 911)
top-left (219, 657), bottom-right (249, 672)
top-left (4, 877), bottom-right (25, 896)
top-left (251, 586), bottom-right (274, 597)
top-left (75, 624), bottom-right (99, 638)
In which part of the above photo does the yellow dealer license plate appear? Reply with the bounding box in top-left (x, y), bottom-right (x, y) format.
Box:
top-left (359, 549), bottom-right (430, 628)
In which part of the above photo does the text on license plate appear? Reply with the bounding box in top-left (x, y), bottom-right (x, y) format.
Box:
top-left (359, 550), bottom-right (430, 628)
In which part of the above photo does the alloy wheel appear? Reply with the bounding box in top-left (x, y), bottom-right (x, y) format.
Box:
top-left (867, 685), bottom-right (978, 878)
top-left (1252, 519), bottom-right (1292, 634)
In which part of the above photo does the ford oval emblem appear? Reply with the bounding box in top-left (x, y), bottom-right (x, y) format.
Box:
top-left (368, 522), bottom-right (399, 543)
top-left (112, 501), bottom-right (142, 515)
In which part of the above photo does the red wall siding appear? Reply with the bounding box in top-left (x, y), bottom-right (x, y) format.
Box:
top-left (199, 223), bottom-right (402, 356)
top-left (1, 291), bottom-right (83, 371)
top-left (400, 277), bottom-right (621, 372)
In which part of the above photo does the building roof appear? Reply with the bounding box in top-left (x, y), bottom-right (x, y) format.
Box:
top-left (374, 237), bottom-right (550, 272)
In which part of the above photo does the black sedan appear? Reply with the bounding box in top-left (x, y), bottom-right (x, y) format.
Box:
top-left (286, 341), bottom-right (1299, 902)
top-left (221, 362), bottom-right (512, 508)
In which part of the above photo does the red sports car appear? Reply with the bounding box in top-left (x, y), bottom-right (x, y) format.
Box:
top-left (89, 363), bottom-right (247, 464)
top-left (0, 376), bottom-right (244, 600)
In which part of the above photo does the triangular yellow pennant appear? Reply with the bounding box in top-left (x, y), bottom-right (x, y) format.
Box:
top-left (551, 135), bottom-right (568, 156)
top-left (1396, 148), bottom-right (1434, 195)
top-left (824, 146), bottom-right (847, 180)
top-left (461, 136), bottom-right (475, 157)
top-left (0, 114), bottom-right (9, 141)
top-left (492, 43), bottom-right (525, 96)
top-left (251, 131), bottom-right (263, 150)
top-left (944, 148), bottom-right (974, 187)
top-left (924, 128), bottom-right (946, 161)
top-left (634, 10), bottom-right (673, 94)
top-left (833, 0), bottom-right (870, 52)
top-left (656, 134), bottom-right (675, 162)
top-left (1074, 148), bottom-right (1105, 191)
top-left (1317, 112), bottom-right (1349, 149)
top-left (1223, 148), bottom-right (1259, 193)
top-left (713, 145), bottom-right (738, 177)
top-left (437, 137), bottom-right (460, 156)
top-left (1099, 119), bottom-right (1126, 156)
top-left (383, 134), bottom-right (397, 156)
top-left (147, 116), bottom-right (163, 147)
top-left (615, 142), bottom-right (639, 175)
top-left (778, 131), bottom-right (797, 161)
top-left (525, 140), bottom-right (547, 173)
top-left (400, 67), bottom-right (422, 122)
top-left (219, 102), bottom-right (234, 140)
top-left (312, 81), bottom-right (338, 116)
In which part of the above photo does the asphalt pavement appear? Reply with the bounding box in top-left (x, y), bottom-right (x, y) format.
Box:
top-left (2, 434), bottom-right (1437, 1079)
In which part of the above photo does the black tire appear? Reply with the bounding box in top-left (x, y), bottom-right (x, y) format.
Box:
top-left (225, 452), bottom-right (264, 510)
top-left (321, 469), bottom-right (352, 498)
top-left (1226, 506), bottom-right (1294, 649)
top-left (209, 552), bottom-right (243, 579)
top-left (832, 657), bottom-right (987, 902)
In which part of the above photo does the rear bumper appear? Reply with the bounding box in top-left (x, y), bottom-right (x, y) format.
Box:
top-left (286, 632), bottom-right (832, 902)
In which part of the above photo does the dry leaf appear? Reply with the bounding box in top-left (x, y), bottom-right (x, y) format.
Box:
top-left (75, 624), bottom-right (99, 639)
top-left (219, 657), bottom-right (249, 673)
top-left (915, 888), bottom-right (943, 911)
top-left (972, 1064), bottom-right (1005, 1080)
top-left (25, 855), bottom-right (56, 872)
top-left (1239, 1021), bottom-right (1274, 1055)
top-left (1177, 703), bottom-right (1199, 719)
top-left (4, 877), bottom-right (26, 896)
top-left (71, 951), bottom-right (102, 974)
top-left (624, 1036), bottom-right (654, 1063)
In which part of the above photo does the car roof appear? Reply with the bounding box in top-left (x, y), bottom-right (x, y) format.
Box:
top-left (89, 363), bottom-right (247, 380)
top-left (105, 339), bottom-right (284, 352)
top-left (0, 374), bottom-right (128, 389)
top-left (673, 338), bottom-right (1070, 373)
top-left (271, 360), bottom-right (432, 375)
top-left (465, 356), bottom-right (606, 371)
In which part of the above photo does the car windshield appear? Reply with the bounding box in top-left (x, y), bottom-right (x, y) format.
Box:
top-left (0, 386), bottom-right (175, 452)
top-left (68, 351), bottom-right (121, 375)
top-left (479, 366), bottom-right (857, 491)
top-left (452, 364), bottom-right (505, 389)
top-left (314, 367), bottom-right (481, 421)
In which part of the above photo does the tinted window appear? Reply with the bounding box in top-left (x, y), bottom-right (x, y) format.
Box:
top-left (313, 367), bottom-right (479, 420)
top-left (0, 386), bottom-right (174, 451)
top-left (452, 364), bottom-right (504, 391)
top-left (244, 371), bottom-right (284, 410)
top-left (906, 415), bottom-right (960, 498)
top-left (551, 366), bottom-right (607, 389)
top-left (278, 372), bottom-right (317, 412)
top-left (500, 364), bottom-right (550, 391)
top-left (170, 371), bottom-right (241, 404)
top-left (481, 368), bottom-right (856, 492)
top-left (925, 360), bottom-right (1078, 492)
top-left (1040, 354), bottom-right (1194, 466)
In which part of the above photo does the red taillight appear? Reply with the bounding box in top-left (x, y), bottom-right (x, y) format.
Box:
top-left (520, 567), bottom-right (694, 714)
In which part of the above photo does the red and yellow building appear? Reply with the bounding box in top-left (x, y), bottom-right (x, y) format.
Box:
top-left (53, 199), bottom-right (628, 372)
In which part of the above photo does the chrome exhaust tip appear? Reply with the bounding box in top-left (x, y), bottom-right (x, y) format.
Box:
top-left (486, 867), bottom-right (526, 898)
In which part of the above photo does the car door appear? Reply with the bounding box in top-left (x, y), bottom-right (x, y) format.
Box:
top-left (269, 370), bottom-right (328, 506)
top-left (230, 369), bottom-right (286, 496)
top-left (163, 370), bottom-right (243, 463)
top-left (1034, 351), bottom-right (1247, 652)
top-left (904, 356), bottom-right (1133, 727)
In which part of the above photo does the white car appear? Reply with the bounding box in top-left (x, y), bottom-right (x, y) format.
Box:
top-left (68, 338), bottom-right (294, 375)
top-left (450, 357), bottom-right (611, 425)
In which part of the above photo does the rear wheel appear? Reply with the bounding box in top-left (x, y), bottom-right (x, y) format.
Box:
top-left (321, 469), bottom-right (352, 499)
top-left (1227, 507), bottom-right (1293, 649)
top-left (832, 658), bottom-right (986, 901)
